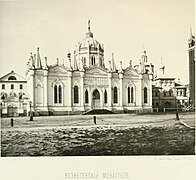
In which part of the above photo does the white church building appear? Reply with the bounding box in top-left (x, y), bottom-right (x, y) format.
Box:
top-left (26, 21), bottom-right (153, 115)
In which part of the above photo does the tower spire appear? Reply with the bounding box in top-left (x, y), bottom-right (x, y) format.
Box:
top-left (37, 47), bottom-right (42, 69)
top-left (112, 53), bottom-right (117, 72)
top-left (190, 27), bottom-right (193, 39)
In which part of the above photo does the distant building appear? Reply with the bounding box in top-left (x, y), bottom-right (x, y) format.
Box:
top-left (25, 21), bottom-right (154, 115)
top-left (0, 71), bottom-right (29, 117)
top-left (152, 62), bottom-right (188, 111)
top-left (188, 28), bottom-right (195, 107)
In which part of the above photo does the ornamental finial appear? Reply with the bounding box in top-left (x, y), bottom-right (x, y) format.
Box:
top-left (88, 20), bottom-right (90, 32)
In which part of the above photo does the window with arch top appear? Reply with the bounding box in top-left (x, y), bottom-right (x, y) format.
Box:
top-left (54, 84), bottom-right (62, 104)
top-left (91, 56), bottom-right (95, 65)
top-left (74, 86), bottom-right (79, 103)
top-left (8, 76), bottom-right (17, 80)
top-left (144, 87), bottom-right (148, 103)
top-left (85, 89), bottom-right (89, 103)
top-left (128, 86), bottom-right (134, 104)
top-left (113, 87), bottom-right (118, 103)
top-left (104, 89), bottom-right (108, 103)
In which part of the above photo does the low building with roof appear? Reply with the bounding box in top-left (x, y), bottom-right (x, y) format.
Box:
top-left (152, 61), bottom-right (188, 111)
top-left (0, 71), bottom-right (29, 117)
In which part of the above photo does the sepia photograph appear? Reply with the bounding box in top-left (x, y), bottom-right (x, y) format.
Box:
top-left (0, 0), bottom-right (195, 179)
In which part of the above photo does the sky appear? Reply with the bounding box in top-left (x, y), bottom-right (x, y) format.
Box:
top-left (0, 0), bottom-right (194, 83)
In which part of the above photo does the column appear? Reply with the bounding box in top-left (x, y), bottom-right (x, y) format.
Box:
top-left (138, 74), bottom-right (143, 107)
top-left (119, 73), bottom-right (123, 108)
top-left (108, 72), bottom-right (112, 110)
top-left (149, 74), bottom-right (153, 108)
top-left (27, 70), bottom-right (35, 111)
top-left (80, 71), bottom-right (85, 111)
top-left (43, 70), bottom-right (48, 108)
top-left (67, 71), bottom-right (72, 111)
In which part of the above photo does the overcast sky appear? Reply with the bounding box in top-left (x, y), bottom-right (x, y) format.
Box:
top-left (0, 0), bottom-right (194, 83)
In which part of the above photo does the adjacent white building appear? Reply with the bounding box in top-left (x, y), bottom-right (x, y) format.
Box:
top-left (0, 71), bottom-right (29, 117)
top-left (25, 21), bottom-right (153, 115)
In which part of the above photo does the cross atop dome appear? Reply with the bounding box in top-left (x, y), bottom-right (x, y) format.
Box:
top-left (86, 20), bottom-right (93, 38)
top-left (88, 20), bottom-right (91, 32)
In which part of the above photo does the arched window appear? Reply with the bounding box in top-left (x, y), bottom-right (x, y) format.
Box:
top-left (85, 89), bottom-right (89, 103)
top-left (91, 56), bottom-right (95, 65)
top-left (104, 90), bottom-right (107, 103)
top-left (1, 93), bottom-right (7, 100)
top-left (144, 87), bottom-right (148, 103)
top-left (1, 94), bottom-right (5, 100)
top-left (155, 90), bottom-right (159, 97)
top-left (84, 57), bottom-right (86, 66)
top-left (74, 86), bottom-right (79, 103)
top-left (128, 87), bottom-right (130, 103)
top-left (128, 86), bottom-right (134, 104)
top-left (54, 85), bottom-right (58, 103)
top-left (19, 93), bottom-right (23, 100)
top-left (59, 86), bottom-right (62, 103)
top-left (91, 57), bottom-right (94, 65)
top-left (169, 90), bottom-right (172, 97)
top-left (8, 76), bottom-right (17, 80)
top-left (113, 87), bottom-right (118, 103)
top-left (131, 87), bottom-right (134, 103)
top-left (54, 84), bottom-right (63, 104)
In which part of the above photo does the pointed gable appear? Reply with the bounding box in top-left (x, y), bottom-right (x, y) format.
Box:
top-left (0, 71), bottom-right (26, 82)
top-left (48, 65), bottom-right (68, 74)
top-left (124, 68), bottom-right (139, 77)
top-left (85, 66), bottom-right (108, 76)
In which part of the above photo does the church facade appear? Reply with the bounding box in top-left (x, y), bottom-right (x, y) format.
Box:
top-left (26, 22), bottom-right (153, 115)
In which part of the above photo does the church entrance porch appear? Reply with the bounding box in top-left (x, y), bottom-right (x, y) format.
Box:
top-left (92, 89), bottom-right (101, 109)
top-left (8, 106), bottom-right (18, 117)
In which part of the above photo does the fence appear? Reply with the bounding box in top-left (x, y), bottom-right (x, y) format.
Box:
top-left (153, 108), bottom-right (183, 113)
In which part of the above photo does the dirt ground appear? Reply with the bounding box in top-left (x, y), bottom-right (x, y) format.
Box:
top-left (1, 112), bottom-right (195, 156)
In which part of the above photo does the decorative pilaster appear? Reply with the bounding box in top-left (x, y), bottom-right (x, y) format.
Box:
top-left (138, 74), bottom-right (143, 107)
top-left (67, 71), bottom-right (73, 111)
top-left (108, 72), bottom-right (112, 110)
top-left (28, 70), bottom-right (35, 111)
top-left (80, 71), bottom-right (85, 111)
top-left (119, 73), bottom-right (123, 108)
top-left (43, 70), bottom-right (48, 109)
top-left (149, 74), bottom-right (153, 107)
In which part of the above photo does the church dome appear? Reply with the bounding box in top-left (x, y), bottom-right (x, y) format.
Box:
top-left (80, 36), bottom-right (101, 50)
top-left (79, 21), bottom-right (103, 51)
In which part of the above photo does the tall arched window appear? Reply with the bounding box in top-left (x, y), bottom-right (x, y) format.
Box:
top-left (128, 87), bottom-right (130, 103)
top-left (113, 87), bottom-right (118, 103)
top-left (144, 87), bottom-right (148, 103)
top-left (54, 85), bottom-right (58, 103)
top-left (84, 57), bottom-right (86, 66)
top-left (74, 86), bottom-right (79, 103)
top-left (59, 86), bottom-right (62, 103)
top-left (131, 87), bottom-right (134, 103)
top-left (91, 56), bottom-right (95, 65)
top-left (54, 84), bottom-right (62, 104)
top-left (104, 90), bottom-right (107, 103)
top-left (85, 89), bottom-right (89, 103)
